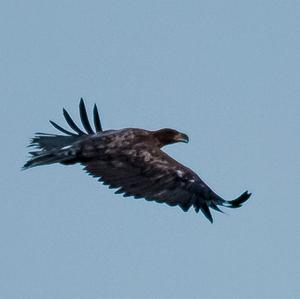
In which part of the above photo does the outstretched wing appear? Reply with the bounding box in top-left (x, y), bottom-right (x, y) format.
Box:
top-left (80, 139), bottom-right (250, 223)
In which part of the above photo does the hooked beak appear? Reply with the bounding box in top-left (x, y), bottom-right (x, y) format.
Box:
top-left (175, 132), bottom-right (189, 143)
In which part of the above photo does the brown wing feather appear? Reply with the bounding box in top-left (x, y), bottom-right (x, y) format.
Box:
top-left (74, 129), bottom-right (250, 222)
top-left (83, 153), bottom-right (196, 209)
top-left (79, 132), bottom-right (229, 222)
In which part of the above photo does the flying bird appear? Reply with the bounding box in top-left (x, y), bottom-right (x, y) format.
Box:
top-left (23, 99), bottom-right (251, 222)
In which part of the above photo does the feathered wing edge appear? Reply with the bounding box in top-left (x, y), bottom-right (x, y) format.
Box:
top-left (49, 98), bottom-right (103, 136)
top-left (195, 191), bottom-right (252, 223)
top-left (222, 191), bottom-right (252, 208)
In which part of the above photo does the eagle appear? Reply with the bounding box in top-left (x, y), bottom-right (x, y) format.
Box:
top-left (23, 99), bottom-right (251, 222)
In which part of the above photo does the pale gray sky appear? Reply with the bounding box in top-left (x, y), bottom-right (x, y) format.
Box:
top-left (1, 1), bottom-right (299, 298)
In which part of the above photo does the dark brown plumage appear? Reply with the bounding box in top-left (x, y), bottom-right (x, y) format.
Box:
top-left (23, 99), bottom-right (251, 222)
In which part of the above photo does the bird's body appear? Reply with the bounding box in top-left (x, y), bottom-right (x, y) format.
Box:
top-left (24, 99), bottom-right (251, 222)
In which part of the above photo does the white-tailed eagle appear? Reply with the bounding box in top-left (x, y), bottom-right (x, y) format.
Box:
top-left (24, 99), bottom-right (251, 222)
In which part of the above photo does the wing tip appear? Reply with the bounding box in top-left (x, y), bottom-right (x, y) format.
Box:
top-left (194, 202), bottom-right (214, 223)
top-left (93, 103), bottom-right (103, 132)
top-left (222, 190), bottom-right (251, 209)
top-left (79, 98), bottom-right (95, 134)
top-left (193, 190), bottom-right (251, 222)
top-left (42, 98), bottom-right (103, 136)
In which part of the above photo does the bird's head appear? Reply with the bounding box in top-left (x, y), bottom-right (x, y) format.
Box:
top-left (153, 128), bottom-right (189, 147)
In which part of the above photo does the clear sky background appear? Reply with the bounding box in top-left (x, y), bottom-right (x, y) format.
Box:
top-left (1, 1), bottom-right (299, 298)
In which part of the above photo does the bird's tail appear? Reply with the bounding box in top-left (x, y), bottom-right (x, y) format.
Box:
top-left (22, 135), bottom-right (79, 169)
top-left (23, 98), bottom-right (103, 170)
